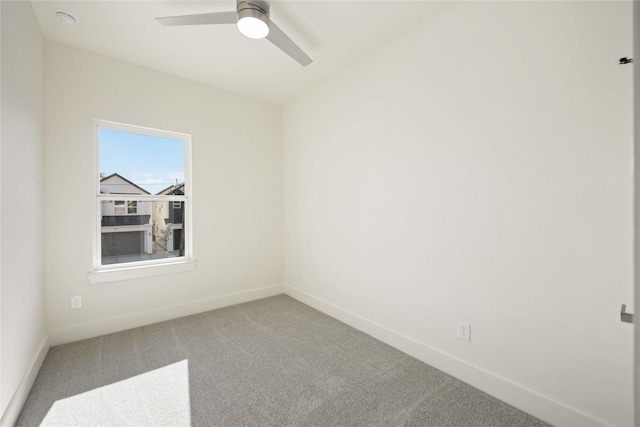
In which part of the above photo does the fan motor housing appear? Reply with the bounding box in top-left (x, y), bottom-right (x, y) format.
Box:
top-left (237, 0), bottom-right (270, 18)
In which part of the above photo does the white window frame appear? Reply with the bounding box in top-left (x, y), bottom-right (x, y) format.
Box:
top-left (89, 120), bottom-right (195, 284)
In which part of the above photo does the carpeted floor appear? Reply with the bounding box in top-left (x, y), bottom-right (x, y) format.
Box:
top-left (17, 295), bottom-right (550, 426)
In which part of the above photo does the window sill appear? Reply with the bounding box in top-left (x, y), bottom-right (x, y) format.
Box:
top-left (88, 260), bottom-right (197, 284)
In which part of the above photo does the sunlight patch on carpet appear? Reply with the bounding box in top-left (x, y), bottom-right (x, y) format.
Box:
top-left (40, 360), bottom-right (191, 426)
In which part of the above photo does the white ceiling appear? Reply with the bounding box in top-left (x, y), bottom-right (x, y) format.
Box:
top-left (31, 1), bottom-right (449, 105)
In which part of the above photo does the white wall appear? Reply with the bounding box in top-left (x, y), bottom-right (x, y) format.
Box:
top-left (44, 42), bottom-right (283, 344)
top-left (0, 0), bottom-right (48, 422)
top-left (633, 2), bottom-right (640, 425)
top-left (284, 2), bottom-right (633, 426)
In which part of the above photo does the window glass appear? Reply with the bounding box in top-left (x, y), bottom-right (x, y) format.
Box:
top-left (96, 122), bottom-right (190, 269)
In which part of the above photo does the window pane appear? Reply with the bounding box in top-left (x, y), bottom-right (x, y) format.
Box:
top-left (114, 200), bottom-right (125, 214)
top-left (99, 128), bottom-right (185, 195)
top-left (101, 200), bottom-right (185, 265)
top-left (95, 122), bottom-right (190, 271)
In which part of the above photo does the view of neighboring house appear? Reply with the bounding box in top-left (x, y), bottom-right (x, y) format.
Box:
top-left (152, 182), bottom-right (184, 255)
top-left (100, 173), bottom-right (152, 260)
top-left (100, 173), bottom-right (185, 264)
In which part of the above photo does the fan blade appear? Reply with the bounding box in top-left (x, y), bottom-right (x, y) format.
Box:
top-left (266, 20), bottom-right (313, 66)
top-left (156, 11), bottom-right (236, 26)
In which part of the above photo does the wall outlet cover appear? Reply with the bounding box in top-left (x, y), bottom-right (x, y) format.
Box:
top-left (457, 321), bottom-right (470, 341)
top-left (70, 296), bottom-right (82, 310)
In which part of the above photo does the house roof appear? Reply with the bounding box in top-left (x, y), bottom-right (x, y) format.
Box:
top-left (157, 182), bottom-right (185, 196)
top-left (100, 173), bottom-right (150, 195)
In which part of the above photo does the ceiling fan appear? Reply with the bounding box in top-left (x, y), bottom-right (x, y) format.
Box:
top-left (156, 0), bottom-right (313, 67)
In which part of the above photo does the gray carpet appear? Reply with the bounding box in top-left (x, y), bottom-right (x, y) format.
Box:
top-left (17, 295), bottom-right (550, 426)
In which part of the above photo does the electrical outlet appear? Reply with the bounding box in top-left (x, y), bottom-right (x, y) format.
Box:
top-left (457, 321), bottom-right (470, 341)
top-left (70, 296), bottom-right (82, 310)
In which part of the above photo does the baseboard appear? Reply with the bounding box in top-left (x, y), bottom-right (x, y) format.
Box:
top-left (283, 283), bottom-right (608, 427)
top-left (0, 335), bottom-right (50, 427)
top-left (50, 284), bottom-right (284, 346)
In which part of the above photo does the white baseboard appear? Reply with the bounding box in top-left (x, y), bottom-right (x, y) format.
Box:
top-left (1, 335), bottom-right (50, 427)
top-left (50, 284), bottom-right (284, 346)
top-left (283, 283), bottom-right (608, 427)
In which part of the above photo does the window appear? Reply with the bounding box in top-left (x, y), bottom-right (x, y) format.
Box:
top-left (92, 120), bottom-right (192, 276)
top-left (114, 200), bottom-right (125, 214)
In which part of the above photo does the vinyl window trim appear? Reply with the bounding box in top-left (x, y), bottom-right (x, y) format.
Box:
top-left (89, 119), bottom-right (195, 284)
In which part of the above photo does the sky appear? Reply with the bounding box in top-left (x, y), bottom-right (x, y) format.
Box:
top-left (100, 128), bottom-right (185, 194)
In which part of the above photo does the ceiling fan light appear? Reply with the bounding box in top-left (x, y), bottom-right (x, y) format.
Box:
top-left (237, 9), bottom-right (269, 39)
